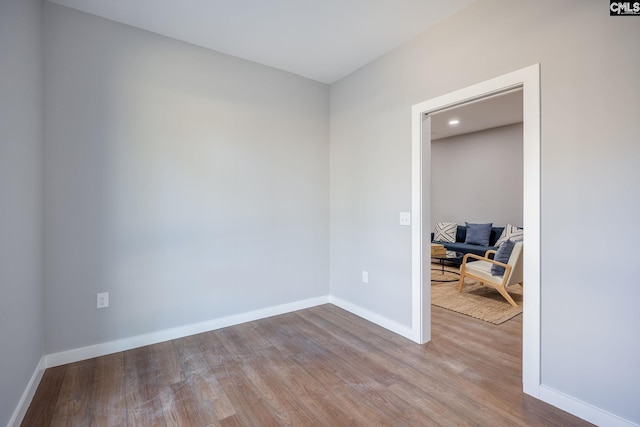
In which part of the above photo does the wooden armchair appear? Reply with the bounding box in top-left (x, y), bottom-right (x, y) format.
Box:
top-left (457, 241), bottom-right (523, 307)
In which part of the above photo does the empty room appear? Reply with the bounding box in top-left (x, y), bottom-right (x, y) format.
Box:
top-left (2, 0), bottom-right (639, 426)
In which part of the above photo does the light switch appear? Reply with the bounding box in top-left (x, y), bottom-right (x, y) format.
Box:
top-left (399, 212), bottom-right (411, 226)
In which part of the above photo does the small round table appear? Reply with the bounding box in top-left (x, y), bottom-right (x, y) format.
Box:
top-left (431, 251), bottom-right (464, 282)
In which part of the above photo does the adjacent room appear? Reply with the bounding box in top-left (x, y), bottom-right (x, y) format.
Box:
top-left (2, 0), bottom-right (639, 426)
top-left (429, 89), bottom-right (524, 320)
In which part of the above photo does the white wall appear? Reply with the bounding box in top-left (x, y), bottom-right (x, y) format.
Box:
top-left (0, 0), bottom-right (44, 424)
top-left (431, 123), bottom-right (523, 228)
top-left (330, 0), bottom-right (640, 423)
top-left (43, 3), bottom-right (330, 354)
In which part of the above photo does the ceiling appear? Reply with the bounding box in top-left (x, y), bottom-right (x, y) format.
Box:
top-left (430, 89), bottom-right (523, 140)
top-left (47, 0), bottom-right (477, 84)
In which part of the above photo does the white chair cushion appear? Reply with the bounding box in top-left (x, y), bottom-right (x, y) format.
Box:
top-left (465, 260), bottom-right (502, 284)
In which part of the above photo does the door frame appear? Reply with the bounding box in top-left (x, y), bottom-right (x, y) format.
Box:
top-left (410, 64), bottom-right (541, 397)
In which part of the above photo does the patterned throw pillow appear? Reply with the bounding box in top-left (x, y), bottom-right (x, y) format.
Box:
top-left (495, 224), bottom-right (523, 247)
top-left (434, 222), bottom-right (457, 243)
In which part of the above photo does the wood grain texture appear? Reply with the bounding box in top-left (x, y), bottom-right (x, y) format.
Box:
top-left (22, 304), bottom-right (592, 426)
top-left (20, 365), bottom-right (66, 427)
top-left (49, 357), bottom-right (97, 426)
top-left (90, 353), bottom-right (126, 426)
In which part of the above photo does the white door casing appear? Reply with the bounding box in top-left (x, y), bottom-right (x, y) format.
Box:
top-left (410, 64), bottom-right (541, 397)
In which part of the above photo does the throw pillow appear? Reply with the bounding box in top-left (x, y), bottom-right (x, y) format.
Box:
top-left (464, 222), bottom-right (492, 246)
top-left (495, 224), bottom-right (523, 247)
top-left (434, 222), bottom-right (457, 243)
top-left (491, 239), bottom-right (516, 276)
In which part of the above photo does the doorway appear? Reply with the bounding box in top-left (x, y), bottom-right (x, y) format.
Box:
top-left (410, 64), bottom-right (541, 397)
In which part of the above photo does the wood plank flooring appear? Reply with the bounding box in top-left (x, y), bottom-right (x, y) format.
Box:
top-left (22, 304), bottom-right (592, 426)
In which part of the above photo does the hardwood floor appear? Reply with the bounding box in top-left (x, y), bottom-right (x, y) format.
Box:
top-left (22, 304), bottom-right (592, 426)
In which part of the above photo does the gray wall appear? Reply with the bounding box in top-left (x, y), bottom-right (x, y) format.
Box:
top-left (43, 3), bottom-right (330, 354)
top-left (330, 0), bottom-right (639, 423)
top-left (431, 123), bottom-right (523, 228)
top-left (0, 0), bottom-right (44, 424)
top-left (4, 0), bottom-right (639, 424)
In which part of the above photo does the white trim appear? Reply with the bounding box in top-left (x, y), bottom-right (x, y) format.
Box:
top-left (45, 296), bottom-right (330, 368)
top-left (410, 113), bottom-right (431, 343)
top-left (539, 385), bottom-right (639, 427)
top-left (330, 296), bottom-right (415, 341)
top-left (410, 65), bottom-right (541, 395)
top-left (520, 64), bottom-right (541, 397)
top-left (8, 356), bottom-right (46, 427)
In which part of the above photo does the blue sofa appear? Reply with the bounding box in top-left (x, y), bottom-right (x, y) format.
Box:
top-left (431, 225), bottom-right (505, 263)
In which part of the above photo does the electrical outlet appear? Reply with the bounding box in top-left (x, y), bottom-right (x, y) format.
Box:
top-left (399, 212), bottom-right (411, 226)
top-left (362, 271), bottom-right (369, 283)
top-left (97, 292), bottom-right (109, 309)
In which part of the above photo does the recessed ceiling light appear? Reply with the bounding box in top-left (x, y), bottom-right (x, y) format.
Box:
top-left (448, 119), bottom-right (460, 125)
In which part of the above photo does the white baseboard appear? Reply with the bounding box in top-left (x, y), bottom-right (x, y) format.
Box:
top-left (329, 296), bottom-right (415, 341)
top-left (8, 356), bottom-right (45, 427)
top-left (45, 295), bottom-right (330, 368)
top-left (539, 385), bottom-right (638, 427)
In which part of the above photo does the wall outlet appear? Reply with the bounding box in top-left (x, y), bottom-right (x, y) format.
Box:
top-left (399, 212), bottom-right (411, 226)
top-left (362, 270), bottom-right (369, 283)
top-left (97, 292), bottom-right (109, 309)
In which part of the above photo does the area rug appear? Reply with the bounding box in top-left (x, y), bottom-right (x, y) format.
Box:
top-left (431, 267), bottom-right (523, 324)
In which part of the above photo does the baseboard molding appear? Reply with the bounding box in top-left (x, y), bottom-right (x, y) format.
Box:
top-left (45, 295), bottom-right (330, 368)
top-left (8, 356), bottom-right (45, 427)
top-left (539, 385), bottom-right (638, 427)
top-left (329, 296), bottom-right (415, 341)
